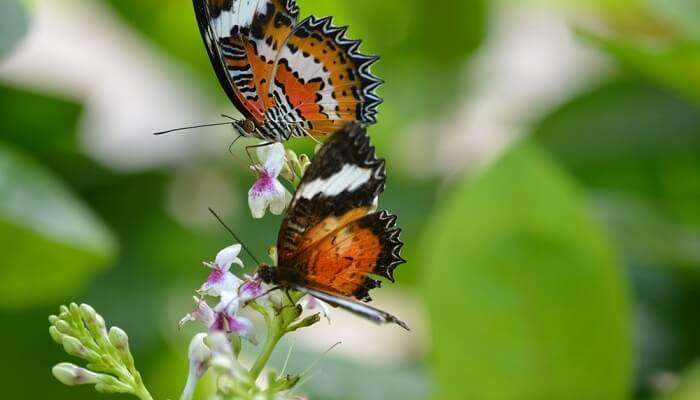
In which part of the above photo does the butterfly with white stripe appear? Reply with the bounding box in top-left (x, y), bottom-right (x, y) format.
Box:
top-left (257, 122), bottom-right (408, 329)
top-left (192, 0), bottom-right (384, 142)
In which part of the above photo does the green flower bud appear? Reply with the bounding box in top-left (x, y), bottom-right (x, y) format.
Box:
top-left (287, 313), bottom-right (321, 333)
top-left (108, 327), bottom-right (129, 350)
top-left (49, 326), bottom-right (65, 344)
top-left (53, 319), bottom-right (73, 335)
top-left (79, 304), bottom-right (97, 323)
top-left (59, 305), bottom-right (70, 316)
top-left (62, 336), bottom-right (99, 360)
top-left (52, 363), bottom-right (100, 386)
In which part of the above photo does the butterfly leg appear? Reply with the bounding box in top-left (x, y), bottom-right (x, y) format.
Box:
top-left (243, 285), bottom-right (283, 308)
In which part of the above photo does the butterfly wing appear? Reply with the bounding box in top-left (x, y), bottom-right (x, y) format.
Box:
top-left (267, 17), bottom-right (384, 137)
top-left (276, 123), bottom-right (405, 326)
top-left (193, 0), bottom-right (299, 123)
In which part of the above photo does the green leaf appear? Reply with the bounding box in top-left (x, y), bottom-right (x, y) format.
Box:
top-left (0, 0), bottom-right (29, 59)
top-left (535, 78), bottom-right (700, 270)
top-left (0, 144), bottom-right (116, 308)
top-left (580, 31), bottom-right (700, 107)
top-left (422, 141), bottom-right (631, 399)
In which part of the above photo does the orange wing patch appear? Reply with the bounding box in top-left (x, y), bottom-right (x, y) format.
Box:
top-left (268, 16), bottom-right (382, 137)
top-left (303, 219), bottom-right (383, 299)
top-left (283, 210), bottom-right (403, 301)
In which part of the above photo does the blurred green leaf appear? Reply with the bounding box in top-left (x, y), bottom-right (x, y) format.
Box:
top-left (657, 360), bottom-right (700, 400)
top-left (422, 141), bottom-right (631, 399)
top-left (0, 0), bottom-right (29, 59)
top-left (535, 78), bottom-right (700, 268)
top-left (0, 144), bottom-right (116, 308)
top-left (581, 31), bottom-right (700, 107)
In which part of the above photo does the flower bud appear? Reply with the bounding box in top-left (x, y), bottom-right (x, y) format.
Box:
top-left (59, 305), bottom-right (70, 316)
top-left (268, 245), bottom-right (278, 265)
top-left (79, 304), bottom-right (97, 323)
top-left (49, 315), bottom-right (59, 324)
top-left (108, 327), bottom-right (129, 350)
top-left (287, 314), bottom-right (321, 333)
top-left (52, 363), bottom-right (100, 386)
top-left (181, 333), bottom-right (212, 400)
top-left (62, 336), bottom-right (93, 359)
top-left (49, 326), bottom-right (65, 344)
top-left (53, 319), bottom-right (73, 335)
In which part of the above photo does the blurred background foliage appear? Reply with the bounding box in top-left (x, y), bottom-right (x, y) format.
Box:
top-left (0, 0), bottom-right (698, 400)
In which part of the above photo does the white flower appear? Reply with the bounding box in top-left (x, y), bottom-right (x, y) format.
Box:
top-left (299, 295), bottom-right (332, 323)
top-left (180, 297), bottom-right (256, 344)
top-left (199, 245), bottom-right (244, 296)
top-left (180, 333), bottom-right (211, 400)
top-left (248, 143), bottom-right (292, 219)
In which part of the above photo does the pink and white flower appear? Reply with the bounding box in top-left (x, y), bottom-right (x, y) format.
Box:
top-left (180, 297), bottom-right (256, 344)
top-left (248, 143), bottom-right (292, 219)
top-left (198, 245), bottom-right (244, 297)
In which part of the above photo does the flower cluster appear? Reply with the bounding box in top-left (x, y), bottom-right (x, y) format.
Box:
top-left (48, 304), bottom-right (154, 400)
top-left (49, 145), bottom-right (329, 400)
top-left (177, 242), bottom-right (330, 400)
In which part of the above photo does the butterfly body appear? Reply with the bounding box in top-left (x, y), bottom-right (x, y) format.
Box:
top-left (257, 123), bottom-right (407, 329)
top-left (193, 0), bottom-right (383, 141)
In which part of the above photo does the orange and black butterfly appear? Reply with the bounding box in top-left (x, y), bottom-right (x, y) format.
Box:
top-left (193, 0), bottom-right (383, 142)
top-left (257, 122), bottom-right (407, 329)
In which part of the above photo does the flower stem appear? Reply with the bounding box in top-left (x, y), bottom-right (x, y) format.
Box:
top-left (134, 385), bottom-right (155, 400)
top-left (249, 322), bottom-right (283, 380)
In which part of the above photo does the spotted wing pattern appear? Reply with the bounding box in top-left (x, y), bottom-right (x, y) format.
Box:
top-left (193, 0), bottom-right (300, 123)
top-left (276, 123), bottom-right (404, 301)
top-left (194, 1), bottom-right (383, 140)
top-left (265, 16), bottom-right (384, 137)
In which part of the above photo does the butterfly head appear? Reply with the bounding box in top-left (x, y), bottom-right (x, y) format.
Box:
top-left (232, 119), bottom-right (257, 137)
top-left (257, 264), bottom-right (277, 284)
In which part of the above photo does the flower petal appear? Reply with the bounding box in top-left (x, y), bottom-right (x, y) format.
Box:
top-left (226, 314), bottom-right (257, 344)
top-left (248, 176), bottom-right (290, 219)
top-left (248, 186), bottom-right (268, 219)
top-left (180, 297), bottom-right (216, 330)
top-left (257, 142), bottom-right (286, 177)
top-left (199, 270), bottom-right (242, 297)
top-left (268, 181), bottom-right (292, 215)
top-left (215, 244), bottom-right (243, 270)
top-left (239, 278), bottom-right (265, 303)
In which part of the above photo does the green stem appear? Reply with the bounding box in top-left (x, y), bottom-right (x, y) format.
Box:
top-left (134, 385), bottom-right (155, 400)
top-left (249, 322), bottom-right (283, 380)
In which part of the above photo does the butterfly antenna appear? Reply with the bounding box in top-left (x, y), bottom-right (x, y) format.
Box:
top-left (221, 114), bottom-right (237, 121)
top-left (300, 341), bottom-right (342, 377)
top-left (208, 208), bottom-right (262, 266)
top-left (153, 121), bottom-right (234, 136)
top-left (280, 342), bottom-right (295, 376)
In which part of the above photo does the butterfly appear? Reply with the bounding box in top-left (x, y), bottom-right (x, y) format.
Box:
top-left (256, 122), bottom-right (407, 329)
top-left (192, 0), bottom-right (383, 142)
